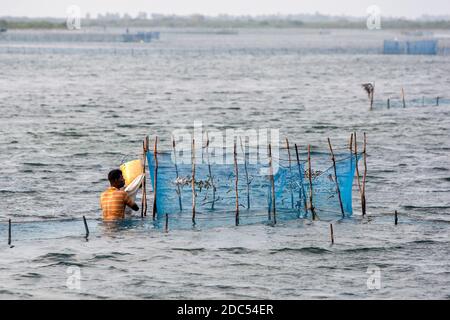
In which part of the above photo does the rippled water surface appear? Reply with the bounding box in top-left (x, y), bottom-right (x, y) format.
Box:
top-left (0, 29), bottom-right (449, 299)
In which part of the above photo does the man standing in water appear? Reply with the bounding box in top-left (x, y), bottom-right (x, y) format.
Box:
top-left (100, 169), bottom-right (139, 220)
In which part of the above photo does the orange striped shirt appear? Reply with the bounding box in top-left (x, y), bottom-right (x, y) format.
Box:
top-left (100, 187), bottom-right (135, 220)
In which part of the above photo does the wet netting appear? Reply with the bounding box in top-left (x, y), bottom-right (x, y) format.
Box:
top-left (148, 141), bottom-right (361, 229)
top-left (372, 96), bottom-right (450, 109)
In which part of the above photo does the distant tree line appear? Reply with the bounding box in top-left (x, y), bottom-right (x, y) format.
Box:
top-left (1, 14), bottom-right (450, 30)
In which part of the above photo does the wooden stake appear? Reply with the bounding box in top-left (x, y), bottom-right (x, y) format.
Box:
top-left (239, 137), bottom-right (250, 210)
top-left (436, 96), bottom-right (440, 106)
top-left (8, 219), bottom-right (11, 246)
top-left (285, 138), bottom-right (294, 209)
top-left (294, 144), bottom-right (308, 216)
top-left (401, 88), bottom-right (406, 108)
top-left (349, 133), bottom-right (353, 153)
top-left (307, 145), bottom-right (316, 220)
top-left (152, 136), bottom-right (159, 220)
top-left (234, 141), bottom-right (239, 226)
top-left (141, 136), bottom-right (149, 218)
top-left (206, 133), bottom-right (216, 210)
top-left (395, 210), bottom-right (398, 225)
top-left (362, 133), bottom-right (367, 216)
top-left (83, 216), bottom-right (89, 240)
top-left (172, 137), bottom-right (183, 212)
top-left (354, 132), bottom-right (364, 216)
top-left (327, 138), bottom-right (345, 218)
top-left (269, 143), bottom-right (276, 224)
top-left (387, 98), bottom-right (390, 109)
top-left (191, 138), bottom-right (196, 226)
top-left (330, 223), bottom-right (334, 244)
top-left (165, 213), bottom-right (169, 232)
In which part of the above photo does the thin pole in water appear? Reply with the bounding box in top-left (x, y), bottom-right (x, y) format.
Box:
top-left (354, 132), bottom-right (364, 217)
top-left (330, 223), bottom-right (334, 245)
top-left (239, 137), bottom-right (250, 210)
top-left (436, 96), bottom-right (440, 106)
top-left (395, 210), bottom-right (398, 225)
top-left (8, 219), bottom-right (11, 246)
top-left (191, 138), bottom-right (196, 226)
top-left (362, 133), bottom-right (368, 217)
top-left (307, 145), bottom-right (316, 220)
top-left (165, 213), bottom-right (169, 233)
top-left (401, 88), bottom-right (406, 108)
top-left (295, 143), bottom-right (308, 217)
top-left (83, 216), bottom-right (89, 240)
top-left (285, 138), bottom-right (294, 209)
top-left (269, 143), bottom-right (276, 225)
top-left (172, 137), bottom-right (183, 212)
top-left (152, 136), bottom-right (159, 220)
top-left (141, 136), bottom-right (149, 218)
top-left (327, 138), bottom-right (345, 218)
top-left (234, 141), bottom-right (239, 226)
top-left (206, 133), bottom-right (216, 210)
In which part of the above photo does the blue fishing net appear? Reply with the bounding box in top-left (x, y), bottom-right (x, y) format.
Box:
top-left (147, 144), bottom-right (360, 228)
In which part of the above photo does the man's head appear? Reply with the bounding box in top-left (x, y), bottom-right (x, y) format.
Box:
top-left (108, 169), bottom-right (125, 189)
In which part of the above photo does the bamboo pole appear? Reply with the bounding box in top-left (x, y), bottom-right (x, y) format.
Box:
top-left (172, 137), bottom-right (183, 212)
top-left (349, 133), bottom-right (353, 153)
top-left (294, 144), bottom-right (308, 216)
top-left (353, 132), bottom-right (364, 217)
top-left (83, 216), bottom-right (89, 240)
top-left (401, 88), bottom-right (406, 108)
top-left (362, 133), bottom-right (367, 216)
top-left (269, 143), bottom-right (276, 224)
top-left (330, 223), bottom-right (334, 244)
top-left (327, 138), bottom-right (345, 218)
top-left (141, 136), bottom-right (149, 218)
top-left (307, 145), bottom-right (316, 220)
top-left (285, 138), bottom-right (294, 209)
top-left (8, 219), bottom-right (11, 246)
top-left (239, 137), bottom-right (250, 210)
top-left (152, 136), bottom-right (159, 220)
top-left (206, 133), bottom-right (216, 210)
top-left (234, 142), bottom-right (239, 226)
top-left (191, 138), bottom-right (196, 226)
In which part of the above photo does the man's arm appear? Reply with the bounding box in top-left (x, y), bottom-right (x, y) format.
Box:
top-left (124, 193), bottom-right (139, 211)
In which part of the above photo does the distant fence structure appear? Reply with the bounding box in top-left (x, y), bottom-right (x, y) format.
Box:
top-left (383, 39), bottom-right (438, 55)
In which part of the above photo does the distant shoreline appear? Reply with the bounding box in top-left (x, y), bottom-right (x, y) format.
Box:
top-left (1, 17), bottom-right (450, 30)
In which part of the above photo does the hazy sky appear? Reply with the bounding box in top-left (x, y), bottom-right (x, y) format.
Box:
top-left (1, 0), bottom-right (449, 18)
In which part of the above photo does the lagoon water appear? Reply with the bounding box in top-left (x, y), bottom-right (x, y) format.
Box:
top-left (0, 28), bottom-right (449, 299)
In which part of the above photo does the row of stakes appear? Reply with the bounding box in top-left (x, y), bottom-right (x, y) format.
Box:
top-left (5, 211), bottom-right (400, 247)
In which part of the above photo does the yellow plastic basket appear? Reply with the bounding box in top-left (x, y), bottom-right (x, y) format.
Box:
top-left (120, 159), bottom-right (143, 186)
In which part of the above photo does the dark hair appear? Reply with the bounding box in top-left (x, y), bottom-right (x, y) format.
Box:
top-left (108, 169), bottom-right (123, 183)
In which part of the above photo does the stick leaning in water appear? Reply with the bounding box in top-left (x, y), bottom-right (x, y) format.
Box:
top-left (327, 138), bottom-right (345, 218)
top-left (152, 136), bottom-right (159, 220)
top-left (83, 216), bottom-right (89, 240)
top-left (294, 143), bottom-right (308, 217)
top-left (307, 145), bottom-right (316, 220)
